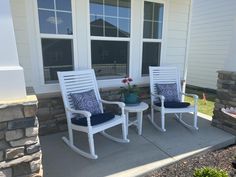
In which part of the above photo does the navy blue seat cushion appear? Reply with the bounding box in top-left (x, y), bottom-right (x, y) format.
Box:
top-left (155, 101), bottom-right (190, 108)
top-left (70, 90), bottom-right (101, 118)
top-left (71, 113), bottom-right (115, 126)
top-left (155, 83), bottom-right (179, 102)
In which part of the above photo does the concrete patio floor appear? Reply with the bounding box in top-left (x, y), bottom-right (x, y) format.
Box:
top-left (40, 113), bottom-right (236, 177)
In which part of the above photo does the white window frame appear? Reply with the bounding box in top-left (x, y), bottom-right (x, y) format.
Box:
top-left (26, 0), bottom-right (168, 93)
top-left (28, 0), bottom-right (78, 93)
top-left (87, 0), bottom-right (133, 88)
top-left (139, 0), bottom-right (167, 81)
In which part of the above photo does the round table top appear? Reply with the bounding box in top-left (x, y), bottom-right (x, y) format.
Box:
top-left (124, 102), bottom-right (149, 112)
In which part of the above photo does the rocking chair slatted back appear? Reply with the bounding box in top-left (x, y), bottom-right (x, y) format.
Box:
top-left (149, 66), bottom-right (181, 102)
top-left (58, 69), bottom-right (103, 119)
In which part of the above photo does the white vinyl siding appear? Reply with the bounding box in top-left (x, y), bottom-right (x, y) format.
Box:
top-left (187, 0), bottom-right (236, 89)
top-left (164, 0), bottom-right (191, 78)
top-left (10, 0), bottom-right (191, 94)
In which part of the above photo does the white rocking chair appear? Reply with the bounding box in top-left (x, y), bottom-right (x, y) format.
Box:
top-left (58, 69), bottom-right (129, 159)
top-left (148, 66), bottom-right (199, 132)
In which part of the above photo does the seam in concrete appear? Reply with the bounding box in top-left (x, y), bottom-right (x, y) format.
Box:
top-left (141, 134), bottom-right (173, 158)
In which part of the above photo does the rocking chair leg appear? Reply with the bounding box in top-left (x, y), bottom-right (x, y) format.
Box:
top-left (62, 136), bottom-right (98, 159)
top-left (68, 126), bottom-right (74, 146)
top-left (125, 112), bottom-right (129, 136)
top-left (174, 112), bottom-right (199, 131)
top-left (148, 108), bottom-right (166, 132)
top-left (161, 111), bottom-right (166, 131)
top-left (88, 133), bottom-right (96, 157)
top-left (151, 107), bottom-right (154, 122)
top-left (194, 111), bottom-right (199, 130)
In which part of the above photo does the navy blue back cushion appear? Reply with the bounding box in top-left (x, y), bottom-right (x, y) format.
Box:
top-left (155, 83), bottom-right (179, 102)
top-left (70, 90), bottom-right (101, 117)
top-left (155, 101), bottom-right (190, 108)
top-left (70, 90), bottom-right (102, 114)
top-left (71, 113), bottom-right (115, 126)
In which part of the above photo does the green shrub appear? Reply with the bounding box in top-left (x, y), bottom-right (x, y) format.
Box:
top-left (193, 167), bottom-right (228, 177)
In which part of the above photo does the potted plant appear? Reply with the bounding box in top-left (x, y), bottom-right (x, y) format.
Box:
top-left (120, 77), bottom-right (140, 105)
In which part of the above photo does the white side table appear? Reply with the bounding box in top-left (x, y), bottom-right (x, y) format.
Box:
top-left (124, 102), bottom-right (149, 135)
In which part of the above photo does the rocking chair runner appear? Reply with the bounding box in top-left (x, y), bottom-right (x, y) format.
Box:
top-left (58, 69), bottom-right (129, 159)
top-left (148, 66), bottom-right (199, 132)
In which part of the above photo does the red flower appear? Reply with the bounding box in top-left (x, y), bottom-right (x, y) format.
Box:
top-left (128, 78), bottom-right (133, 82)
top-left (122, 78), bottom-right (127, 84)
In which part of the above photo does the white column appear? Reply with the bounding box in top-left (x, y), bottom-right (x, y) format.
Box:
top-left (224, 17), bottom-right (236, 71)
top-left (0, 0), bottom-right (26, 101)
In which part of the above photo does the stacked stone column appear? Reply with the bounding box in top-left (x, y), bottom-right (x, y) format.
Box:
top-left (0, 89), bottom-right (43, 177)
top-left (212, 71), bottom-right (236, 135)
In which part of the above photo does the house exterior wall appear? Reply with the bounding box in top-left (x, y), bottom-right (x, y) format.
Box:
top-left (187, 0), bottom-right (236, 89)
top-left (224, 18), bottom-right (236, 71)
top-left (10, 0), bottom-right (191, 94)
top-left (10, 0), bottom-right (33, 87)
top-left (165, 0), bottom-right (190, 77)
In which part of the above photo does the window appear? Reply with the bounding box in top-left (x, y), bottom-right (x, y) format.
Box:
top-left (142, 42), bottom-right (161, 74)
top-left (41, 39), bottom-right (73, 83)
top-left (90, 0), bottom-right (131, 79)
top-left (37, 0), bottom-right (74, 83)
top-left (142, 1), bottom-right (164, 75)
top-left (91, 41), bottom-right (129, 79)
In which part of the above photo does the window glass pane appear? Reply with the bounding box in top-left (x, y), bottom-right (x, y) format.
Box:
top-left (153, 22), bottom-right (162, 39)
top-left (38, 0), bottom-right (73, 35)
top-left (105, 0), bottom-right (118, 17)
top-left (105, 17), bottom-right (118, 37)
top-left (143, 1), bottom-right (163, 39)
top-left (144, 2), bottom-right (153, 20)
top-left (57, 12), bottom-right (73, 35)
top-left (143, 21), bottom-right (152, 38)
top-left (90, 15), bottom-right (104, 36)
top-left (91, 40), bottom-right (129, 79)
top-left (142, 42), bottom-right (161, 75)
top-left (118, 19), bottom-right (130, 37)
top-left (89, 0), bottom-right (131, 37)
top-left (90, 0), bottom-right (103, 15)
top-left (119, 0), bottom-right (131, 18)
top-left (38, 10), bottom-right (56, 34)
top-left (41, 39), bottom-right (73, 83)
top-left (37, 0), bottom-right (54, 9)
top-left (56, 0), bottom-right (72, 11)
top-left (154, 3), bottom-right (164, 22)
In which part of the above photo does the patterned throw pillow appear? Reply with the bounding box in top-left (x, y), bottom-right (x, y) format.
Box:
top-left (155, 83), bottom-right (180, 102)
top-left (70, 90), bottom-right (101, 117)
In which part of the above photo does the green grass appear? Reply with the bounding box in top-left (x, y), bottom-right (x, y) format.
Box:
top-left (184, 88), bottom-right (216, 117)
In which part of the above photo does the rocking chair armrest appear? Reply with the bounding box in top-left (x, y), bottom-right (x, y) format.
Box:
top-left (100, 99), bottom-right (125, 108)
top-left (100, 99), bottom-right (125, 116)
top-left (180, 92), bottom-right (198, 100)
top-left (180, 92), bottom-right (198, 106)
top-left (66, 107), bottom-right (91, 118)
top-left (151, 93), bottom-right (165, 101)
top-left (151, 93), bottom-right (165, 107)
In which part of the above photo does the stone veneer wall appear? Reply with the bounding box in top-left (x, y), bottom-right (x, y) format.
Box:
top-left (212, 71), bottom-right (236, 135)
top-left (0, 88), bottom-right (43, 177)
top-left (37, 86), bottom-right (150, 135)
